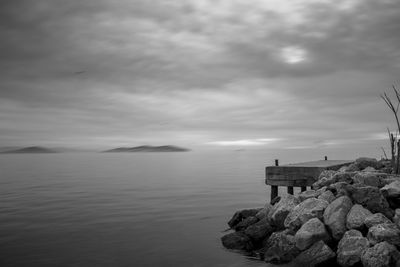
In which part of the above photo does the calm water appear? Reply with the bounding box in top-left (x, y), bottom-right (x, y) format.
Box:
top-left (0, 149), bottom-right (367, 266)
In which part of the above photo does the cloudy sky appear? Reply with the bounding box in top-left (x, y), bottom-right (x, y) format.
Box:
top-left (1, 0), bottom-right (400, 151)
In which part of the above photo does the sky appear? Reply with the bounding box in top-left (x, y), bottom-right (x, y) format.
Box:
top-left (1, 0), bottom-right (400, 152)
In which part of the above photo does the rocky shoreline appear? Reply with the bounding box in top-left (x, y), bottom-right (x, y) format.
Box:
top-left (221, 157), bottom-right (400, 266)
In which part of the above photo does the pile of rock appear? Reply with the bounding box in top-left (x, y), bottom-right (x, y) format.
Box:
top-left (221, 157), bottom-right (400, 266)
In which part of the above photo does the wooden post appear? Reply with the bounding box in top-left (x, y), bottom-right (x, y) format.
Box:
top-left (271, 159), bottom-right (279, 202)
top-left (324, 156), bottom-right (328, 161)
top-left (301, 186), bottom-right (307, 192)
top-left (287, 186), bottom-right (294, 194)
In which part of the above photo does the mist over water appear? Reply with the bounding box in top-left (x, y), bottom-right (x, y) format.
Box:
top-left (0, 148), bottom-right (379, 266)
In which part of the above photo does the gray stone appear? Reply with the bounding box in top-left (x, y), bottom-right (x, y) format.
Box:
top-left (337, 230), bottom-right (369, 267)
top-left (323, 195), bottom-right (353, 240)
top-left (346, 163), bottom-right (361, 172)
top-left (294, 240), bottom-right (336, 267)
top-left (367, 223), bottom-right (400, 246)
top-left (313, 172), bottom-right (355, 190)
top-left (255, 203), bottom-right (272, 221)
top-left (346, 204), bottom-right (373, 230)
top-left (298, 190), bottom-right (320, 202)
top-left (353, 172), bottom-right (387, 188)
top-left (356, 157), bottom-right (379, 170)
top-left (381, 180), bottom-right (400, 198)
top-left (347, 185), bottom-right (393, 219)
top-left (361, 241), bottom-right (400, 267)
top-left (328, 182), bottom-right (351, 197)
top-left (362, 166), bottom-right (378, 172)
top-left (365, 213), bottom-right (392, 228)
top-left (233, 216), bottom-right (258, 231)
top-left (284, 198), bottom-right (329, 232)
top-left (318, 190), bottom-right (336, 203)
top-left (227, 208), bottom-right (260, 228)
top-left (268, 194), bottom-right (300, 229)
top-left (221, 231), bottom-right (253, 251)
top-left (264, 231), bottom-right (300, 264)
top-left (244, 218), bottom-right (274, 243)
top-left (294, 218), bottom-right (330, 251)
top-left (394, 209), bottom-right (400, 227)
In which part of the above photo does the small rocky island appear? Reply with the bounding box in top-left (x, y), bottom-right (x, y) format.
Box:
top-left (103, 145), bottom-right (190, 152)
top-left (222, 157), bottom-right (400, 266)
top-left (0, 146), bottom-right (57, 153)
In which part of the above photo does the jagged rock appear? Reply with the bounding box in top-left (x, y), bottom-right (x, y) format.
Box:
top-left (319, 170), bottom-right (337, 180)
top-left (264, 231), bottom-right (300, 264)
top-left (227, 208), bottom-right (260, 228)
top-left (355, 157), bottom-right (379, 170)
top-left (323, 195), bottom-right (353, 240)
top-left (362, 166), bottom-right (378, 172)
top-left (346, 204), bottom-right (373, 230)
top-left (365, 213), bottom-right (392, 228)
top-left (353, 172), bottom-right (387, 188)
top-left (393, 209), bottom-right (400, 227)
top-left (268, 195), bottom-right (300, 229)
top-left (270, 195), bottom-right (281, 205)
top-left (337, 229), bottom-right (369, 267)
top-left (255, 203), bottom-right (272, 221)
top-left (294, 218), bottom-right (330, 250)
top-left (313, 172), bottom-right (354, 190)
top-left (328, 182), bottom-right (351, 197)
top-left (318, 190), bottom-right (336, 203)
top-left (284, 198), bottom-right (329, 232)
top-left (221, 231), bottom-right (253, 251)
top-left (367, 223), bottom-right (400, 246)
top-left (361, 241), bottom-right (400, 267)
top-left (294, 240), bottom-right (336, 267)
top-left (298, 190), bottom-right (320, 202)
top-left (345, 163), bottom-right (361, 172)
top-left (381, 180), bottom-right (400, 198)
top-left (233, 216), bottom-right (258, 231)
top-left (244, 218), bottom-right (274, 243)
top-left (347, 185), bottom-right (393, 219)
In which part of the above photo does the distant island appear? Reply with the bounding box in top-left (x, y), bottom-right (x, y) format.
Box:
top-left (0, 146), bottom-right (57, 154)
top-left (103, 145), bottom-right (190, 153)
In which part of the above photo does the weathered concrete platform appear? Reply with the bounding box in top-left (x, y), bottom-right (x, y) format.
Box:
top-left (265, 159), bottom-right (353, 201)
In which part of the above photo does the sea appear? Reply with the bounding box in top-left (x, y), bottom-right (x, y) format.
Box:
top-left (0, 147), bottom-right (378, 267)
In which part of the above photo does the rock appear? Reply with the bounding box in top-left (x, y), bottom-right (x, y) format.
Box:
top-left (284, 198), bottom-right (329, 232)
top-left (233, 216), bottom-right (258, 231)
top-left (264, 231), bottom-right (300, 264)
top-left (356, 157), bottom-right (379, 170)
top-left (361, 241), bottom-right (400, 267)
top-left (328, 181), bottom-right (351, 197)
top-left (319, 170), bottom-right (337, 180)
top-left (347, 185), bottom-right (393, 219)
top-left (270, 195), bottom-right (281, 205)
top-left (346, 163), bottom-right (361, 172)
top-left (346, 204), bottom-right (373, 230)
top-left (221, 231), bottom-right (253, 251)
top-left (268, 195), bottom-right (300, 229)
top-left (362, 166), bottom-right (378, 172)
top-left (255, 203), bottom-right (272, 221)
top-left (367, 223), bottom-right (400, 246)
top-left (318, 190), bottom-right (336, 203)
top-left (353, 172), bottom-right (387, 188)
top-left (394, 209), bottom-right (400, 227)
top-left (337, 229), bottom-right (369, 267)
top-left (294, 240), bottom-right (336, 267)
top-left (294, 218), bottom-right (330, 250)
top-left (365, 213), bottom-right (392, 228)
top-left (244, 218), bottom-right (274, 243)
top-left (323, 195), bottom-right (353, 240)
top-left (313, 172), bottom-right (354, 190)
top-left (227, 208), bottom-right (260, 228)
top-left (298, 190), bottom-right (320, 202)
top-left (381, 180), bottom-right (400, 198)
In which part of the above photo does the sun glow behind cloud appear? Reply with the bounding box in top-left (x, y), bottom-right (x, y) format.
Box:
top-left (207, 138), bottom-right (281, 146)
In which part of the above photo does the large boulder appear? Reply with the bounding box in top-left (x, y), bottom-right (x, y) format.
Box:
top-left (318, 190), bottom-right (336, 203)
top-left (355, 157), bottom-right (379, 170)
top-left (298, 189), bottom-right (322, 202)
top-left (221, 231), bottom-right (253, 251)
top-left (365, 213), bottom-right (392, 228)
top-left (227, 208), bottom-right (260, 229)
top-left (294, 240), bottom-right (336, 267)
top-left (313, 172), bottom-right (354, 190)
top-left (347, 185), bottom-right (393, 219)
top-left (294, 218), bottom-right (330, 251)
top-left (244, 218), bottom-right (274, 243)
top-left (284, 198), bottom-right (329, 232)
top-left (264, 231), bottom-right (300, 264)
top-left (323, 195), bottom-right (353, 240)
top-left (361, 241), bottom-right (400, 267)
top-left (367, 223), bottom-right (400, 246)
top-left (233, 216), bottom-right (258, 231)
top-left (346, 204), bottom-right (373, 230)
top-left (381, 180), bottom-right (400, 198)
top-left (393, 209), bottom-right (400, 227)
top-left (337, 230), bottom-right (369, 267)
top-left (255, 203), bottom-right (272, 221)
top-left (353, 172), bottom-right (387, 188)
top-left (268, 195), bottom-right (300, 229)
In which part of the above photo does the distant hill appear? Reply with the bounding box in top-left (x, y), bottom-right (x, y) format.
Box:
top-left (104, 145), bottom-right (190, 153)
top-left (0, 146), bottom-right (57, 154)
